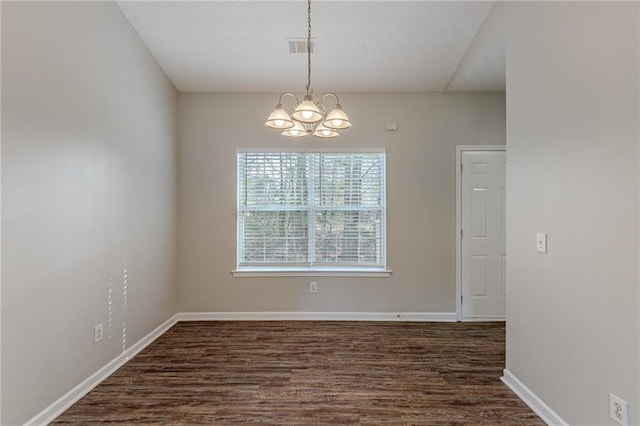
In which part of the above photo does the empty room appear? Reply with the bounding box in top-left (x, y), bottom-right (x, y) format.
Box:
top-left (2, 1), bottom-right (639, 425)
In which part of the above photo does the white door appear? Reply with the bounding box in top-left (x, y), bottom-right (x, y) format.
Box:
top-left (460, 149), bottom-right (506, 320)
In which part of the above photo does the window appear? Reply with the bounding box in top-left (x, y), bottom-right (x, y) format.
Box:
top-left (236, 151), bottom-right (386, 273)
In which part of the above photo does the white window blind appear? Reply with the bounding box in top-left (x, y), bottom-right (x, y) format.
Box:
top-left (237, 151), bottom-right (386, 270)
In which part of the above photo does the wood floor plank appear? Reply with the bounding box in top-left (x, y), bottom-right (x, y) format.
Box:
top-left (53, 321), bottom-right (544, 425)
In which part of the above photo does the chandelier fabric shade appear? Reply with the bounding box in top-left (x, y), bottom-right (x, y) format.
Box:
top-left (265, 0), bottom-right (351, 139)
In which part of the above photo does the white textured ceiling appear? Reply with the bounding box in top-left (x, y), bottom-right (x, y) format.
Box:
top-left (117, 1), bottom-right (505, 93)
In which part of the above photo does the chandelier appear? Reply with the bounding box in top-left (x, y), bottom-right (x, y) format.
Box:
top-left (265, 0), bottom-right (351, 139)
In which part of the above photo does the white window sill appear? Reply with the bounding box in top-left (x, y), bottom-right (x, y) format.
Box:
top-left (231, 268), bottom-right (392, 278)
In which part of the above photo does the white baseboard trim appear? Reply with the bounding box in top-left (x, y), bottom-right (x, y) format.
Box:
top-left (177, 311), bottom-right (457, 322)
top-left (24, 314), bottom-right (180, 426)
top-left (501, 369), bottom-right (568, 426)
top-left (460, 317), bottom-right (506, 322)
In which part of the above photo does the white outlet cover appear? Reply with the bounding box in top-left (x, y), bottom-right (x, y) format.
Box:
top-left (609, 393), bottom-right (629, 426)
top-left (93, 324), bottom-right (104, 344)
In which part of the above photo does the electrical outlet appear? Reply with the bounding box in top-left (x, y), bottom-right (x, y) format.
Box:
top-left (93, 324), bottom-right (103, 344)
top-left (309, 281), bottom-right (317, 293)
top-left (609, 393), bottom-right (629, 426)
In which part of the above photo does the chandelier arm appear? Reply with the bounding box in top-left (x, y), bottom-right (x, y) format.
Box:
top-left (306, 0), bottom-right (312, 97)
top-left (320, 93), bottom-right (340, 106)
top-left (278, 92), bottom-right (299, 108)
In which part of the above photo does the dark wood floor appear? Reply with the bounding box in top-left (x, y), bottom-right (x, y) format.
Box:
top-left (53, 321), bottom-right (543, 425)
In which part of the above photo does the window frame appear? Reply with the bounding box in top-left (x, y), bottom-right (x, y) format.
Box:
top-left (233, 148), bottom-right (391, 277)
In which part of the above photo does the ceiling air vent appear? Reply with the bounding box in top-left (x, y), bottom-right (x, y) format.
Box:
top-left (288, 39), bottom-right (315, 54)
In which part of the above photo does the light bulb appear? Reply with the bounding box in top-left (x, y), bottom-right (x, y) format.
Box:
top-left (290, 130), bottom-right (301, 136)
top-left (274, 119), bottom-right (285, 127)
top-left (302, 110), bottom-right (313, 120)
top-left (332, 119), bottom-right (343, 127)
top-left (321, 129), bottom-right (332, 136)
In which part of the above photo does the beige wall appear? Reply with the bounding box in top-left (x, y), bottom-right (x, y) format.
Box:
top-left (1, 2), bottom-right (178, 424)
top-left (177, 92), bottom-right (505, 314)
top-left (504, 2), bottom-right (639, 424)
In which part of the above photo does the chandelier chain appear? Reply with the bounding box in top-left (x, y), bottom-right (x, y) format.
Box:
top-left (306, 0), bottom-right (312, 96)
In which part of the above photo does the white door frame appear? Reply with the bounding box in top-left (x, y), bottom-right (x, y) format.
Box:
top-left (455, 145), bottom-right (506, 321)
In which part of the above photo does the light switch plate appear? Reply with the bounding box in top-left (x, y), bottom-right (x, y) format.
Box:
top-left (536, 233), bottom-right (547, 253)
